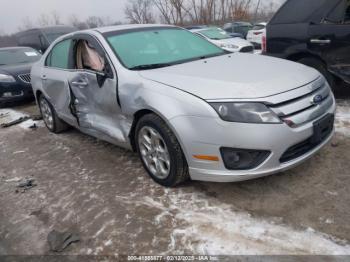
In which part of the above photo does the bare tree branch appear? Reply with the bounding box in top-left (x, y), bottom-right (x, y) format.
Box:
top-left (125, 0), bottom-right (155, 24)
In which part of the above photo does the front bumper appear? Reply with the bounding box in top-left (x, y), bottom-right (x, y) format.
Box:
top-left (0, 82), bottom-right (34, 104)
top-left (169, 99), bottom-right (336, 182)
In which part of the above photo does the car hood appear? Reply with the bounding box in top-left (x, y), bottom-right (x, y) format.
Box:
top-left (139, 53), bottom-right (320, 100)
top-left (0, 62), bottom-right (35, 75)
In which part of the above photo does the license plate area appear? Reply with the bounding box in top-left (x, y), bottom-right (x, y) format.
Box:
top-left (311, 114), bottom-right (334, 145)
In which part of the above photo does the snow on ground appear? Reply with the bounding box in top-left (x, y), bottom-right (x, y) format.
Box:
top-left (1, 101), bottom-right (350, 255)
top-left (118, 188), bottom-right (350, 255)
top-left (0, 109), bottom-right (44, 130)
top-left (335, 100), bottom-right (350, 137)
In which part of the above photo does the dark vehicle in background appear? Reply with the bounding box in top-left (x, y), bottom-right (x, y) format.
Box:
top-left (264, 0), bottom-right (350, 87)
top-left (223, 22), bottom-right (253, 38)
top-left (16, 26), bottom-right (77, 53)
top-left (0, 47), bottom-right (41, 105)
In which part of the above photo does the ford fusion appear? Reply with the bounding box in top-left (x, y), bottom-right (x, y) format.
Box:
top-left (31, 25), bottom-right (336, 187)
top-left (0, 47), bottom-right (41, 105)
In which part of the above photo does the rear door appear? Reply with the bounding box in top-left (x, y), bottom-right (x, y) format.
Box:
top-left (308, 0), bottom-right (350, 83)
top-left (42, 38), bottom-right (77, 125)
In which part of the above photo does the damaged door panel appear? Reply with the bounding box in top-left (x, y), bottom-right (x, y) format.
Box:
top-left (68, 72), bottom-right (93, 128)
top-left (41, 38), bottom-right (77, 126)
top-left (69, 35), bottom-right (129, 145)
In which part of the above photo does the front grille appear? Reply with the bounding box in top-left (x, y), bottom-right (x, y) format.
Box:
top-left (269, 77), bottom-right (333, 127)
top-left (240, 46), bottom-right (254, 53)
top-left (280, 114), bottom-right (334, 163)
top-left (18, 74), bottom-right (31, 84)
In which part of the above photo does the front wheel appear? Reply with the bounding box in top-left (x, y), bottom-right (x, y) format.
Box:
top-left (135, 114), bottom-right (189, 187)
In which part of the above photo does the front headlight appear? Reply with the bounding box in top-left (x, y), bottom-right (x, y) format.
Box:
top-left (220, 43), bottom-right (239, 49)
top-left (0, 74), bottom-right (16, 83)
top-left (210, 102), bottom-right (281, 124)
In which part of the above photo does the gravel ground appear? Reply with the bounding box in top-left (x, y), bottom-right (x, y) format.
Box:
top-left (0, 87), bottom-right (350, 257)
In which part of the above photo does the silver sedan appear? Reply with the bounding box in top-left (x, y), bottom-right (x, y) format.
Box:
top-left (31, 25), bottom-right (336, 187)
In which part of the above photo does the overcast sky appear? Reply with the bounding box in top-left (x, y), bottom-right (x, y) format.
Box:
top-left (0, 0), bottom-right (284, 35)
top-left (0, 0), bottom-right (128, 34)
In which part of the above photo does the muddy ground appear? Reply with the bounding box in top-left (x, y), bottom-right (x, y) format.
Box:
top-left (0, 87), bottom-right (350, 257)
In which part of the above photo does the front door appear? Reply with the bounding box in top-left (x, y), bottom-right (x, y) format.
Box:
top-left (68, 34), bottom-right (127, 143)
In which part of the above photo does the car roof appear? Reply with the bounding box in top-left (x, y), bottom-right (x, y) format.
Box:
top-left (17, 25), bottom-right (76, 34)
top-left (0, 46), bottom-right (34, 51)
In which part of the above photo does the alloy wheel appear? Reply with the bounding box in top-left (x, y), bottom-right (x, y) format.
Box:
top-left (138, 126), bottom-right (171, 179)
top-left (40, 97), bottom-right (54, 130)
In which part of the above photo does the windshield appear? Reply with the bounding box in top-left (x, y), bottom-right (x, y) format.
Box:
top-left (198, 28), bottom-right (232, 40)
top-left (105, 28), bottom-right (226, 70)
top-left (0, 48), bottom-right (41, 65)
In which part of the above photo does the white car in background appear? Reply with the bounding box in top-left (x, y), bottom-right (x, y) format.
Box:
top-left (191, 27), bottom-right (254, 53)
top-left (247, 22), bottom-right (267, 50)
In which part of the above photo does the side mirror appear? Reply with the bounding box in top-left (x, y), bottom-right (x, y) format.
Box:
top-left (96, 71), bottom-right (107, 87)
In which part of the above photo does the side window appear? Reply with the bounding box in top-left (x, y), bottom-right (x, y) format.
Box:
top-left (75, 39), bottom-right (106, 73)
top-left (271, 0), bottom-right (327, 24)
top-left (39, 35), bottom-right (49, 51)
top-left (324, 0), bottom-right (347, 24)
top-left (18, 33), bottom-right (41, 50)
top-left (46, 39), bottom-right (72, 69)
top-left (345, 1), bottom-right (350, 22)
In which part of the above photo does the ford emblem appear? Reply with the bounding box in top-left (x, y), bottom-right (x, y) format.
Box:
top-left (312, 95), bottom-right (323, 105)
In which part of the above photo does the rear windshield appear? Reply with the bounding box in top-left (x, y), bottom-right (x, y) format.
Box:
top-left (270, 0), bottom-right (327, 24)
top-left (105, 28), bottom-right (225, 70)
top-left (252, 24), bottom-right (265, 30)
top-left (0, 48), bottom-right (41, 66)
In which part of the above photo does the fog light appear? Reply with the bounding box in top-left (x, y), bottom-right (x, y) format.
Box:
top-left (220, 148), bottom-right (270, 170)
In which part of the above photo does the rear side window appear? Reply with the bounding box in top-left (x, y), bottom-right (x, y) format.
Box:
top-left (46, 39), bottom-right (72, 69)
top-left (344, 0), bottom-right (350, 22)
top-left (325, 0), bottom-right (348, 23)
top-left (270, 0), bottom-right (327, 24)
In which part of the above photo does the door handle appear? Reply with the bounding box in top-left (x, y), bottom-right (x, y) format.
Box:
top-left (310, 39), bottom-right (331, 44)
top-left (71, 81), bottom-right (88, 87)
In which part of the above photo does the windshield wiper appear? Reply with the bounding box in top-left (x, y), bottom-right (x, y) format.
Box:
top-left (197, 52), bottom-right (228, 60)
top-left (129, 63), bottom-right (173, 70)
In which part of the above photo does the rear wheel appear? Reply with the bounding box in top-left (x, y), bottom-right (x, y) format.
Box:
top-left (135, 114), bottom-right (189, 187)
top-left (298, 57), bottom-right (335, 89)
top-left (39, 95), bottom-right (69, 133)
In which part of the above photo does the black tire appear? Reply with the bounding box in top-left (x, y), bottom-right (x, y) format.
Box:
top-left (135, 113), bottom-right (189, 187)
top-left (298, 57), bottom-right (335, 89)
top-left (38, 95), bottom-right (69, 133)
